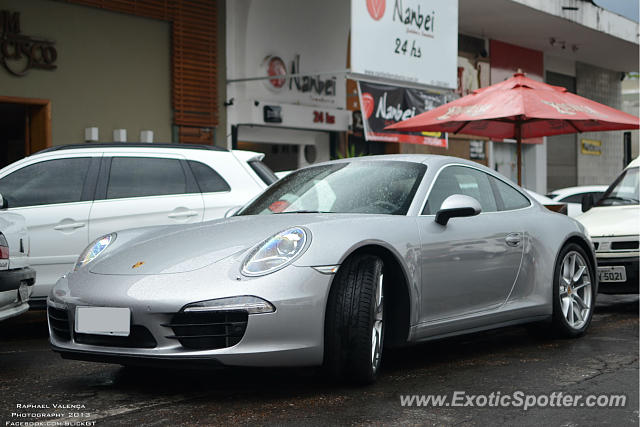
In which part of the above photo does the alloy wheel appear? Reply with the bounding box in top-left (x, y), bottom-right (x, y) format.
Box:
top-left (371, 273), bottom-right (384, 373)
top-left (559, 251), bottom-right (592, 330)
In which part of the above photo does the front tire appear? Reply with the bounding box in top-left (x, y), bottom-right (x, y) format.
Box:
top-left (324, 254), bottom-right (384, 384)
top-left (551, 243), bottom-right (595, 337)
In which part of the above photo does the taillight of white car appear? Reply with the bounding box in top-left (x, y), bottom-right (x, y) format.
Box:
top-left (0, 232), bottom-right (8, 270)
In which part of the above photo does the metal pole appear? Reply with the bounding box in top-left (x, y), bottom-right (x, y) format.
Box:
top-left (516, 120), bottom-right (523, 186)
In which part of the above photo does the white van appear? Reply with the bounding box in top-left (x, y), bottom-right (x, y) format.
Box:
top-left (577, 157), bottom-right (639, 294)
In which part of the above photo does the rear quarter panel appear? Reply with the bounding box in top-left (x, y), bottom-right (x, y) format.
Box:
top-left (506, 204), bottom-right (594, 310)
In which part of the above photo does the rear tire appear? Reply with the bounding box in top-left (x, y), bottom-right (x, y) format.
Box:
top-left (324, 254), bottom-right (384, 385)
top-left (551, 243), bottom-right (595, 338)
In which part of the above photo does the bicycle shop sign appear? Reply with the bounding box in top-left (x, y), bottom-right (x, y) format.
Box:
top-left (1, 10), bottom-right (58, 76)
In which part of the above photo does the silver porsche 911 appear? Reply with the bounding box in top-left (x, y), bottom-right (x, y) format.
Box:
top-left (48, 155), bottom-right (597, 384)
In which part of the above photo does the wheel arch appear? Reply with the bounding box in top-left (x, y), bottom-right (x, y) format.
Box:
top-left (329, 242), bottom-right (414, 347)
top-left (558, 233), bottom-right (598, 293)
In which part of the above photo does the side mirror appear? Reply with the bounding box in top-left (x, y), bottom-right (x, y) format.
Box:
top-left (435, 194), bottom-right (482, 226)
top-left (581, 194), bottom-right (594, 212)
top-left (0, 194), bottom-right (7, 209)
top-left (224, 206), bottom-right (242, 218)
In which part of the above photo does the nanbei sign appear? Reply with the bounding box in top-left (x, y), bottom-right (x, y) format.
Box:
top-left (1, 10), bottom-right (58, 76)
top-left (351, 0), bottom-right (458, 89)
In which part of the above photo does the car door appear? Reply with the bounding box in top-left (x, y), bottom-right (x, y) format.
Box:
top-left (0, 155), bottom-right (100, 298)
top-left (417, 165), bottom-right (526, 322)
top-left (88, 154), bottom-right (204, 240)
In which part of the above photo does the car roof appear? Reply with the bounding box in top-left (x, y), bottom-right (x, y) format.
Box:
top-left (319, 153), bottom-right (486, 168)
top-left (312, 154), bottom-right (518, 185)
top-left (38, 143), bottom-right (227, 153)
top-left (548, 185), bottom-right (609, 197)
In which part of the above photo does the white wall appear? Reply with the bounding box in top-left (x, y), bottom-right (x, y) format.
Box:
top-left (226, 0), bottom-right (349, 112)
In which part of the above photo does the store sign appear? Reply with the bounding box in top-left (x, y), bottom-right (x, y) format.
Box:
top-left (313, 110), bottom-right (336, 124)
top-left (351, 0), bottom-right (458, 89)
top-left (581, 139), bottom-right (602, 156)
top-left (262, 54), bottom-right (337, 103)
top-left (0, 10), bottom-right (57, 76)
top-left (245, 100), bottom-right (348, 131)
top-left (358, 81), bottom-right (452, 147)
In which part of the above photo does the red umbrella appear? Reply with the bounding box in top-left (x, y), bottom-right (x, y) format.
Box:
top-left (386, 72), bottom-right (640, 185)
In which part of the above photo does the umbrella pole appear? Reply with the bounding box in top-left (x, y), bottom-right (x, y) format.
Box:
top-left (516, 121), bottom-right (522, 186)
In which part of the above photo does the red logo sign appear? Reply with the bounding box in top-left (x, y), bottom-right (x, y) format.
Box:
top-left (366, 0), bottom-right (385, 21)
top-left (266, 56), bottom-right (287, 89)
top-left (361, 93), bottom-right (375, 119)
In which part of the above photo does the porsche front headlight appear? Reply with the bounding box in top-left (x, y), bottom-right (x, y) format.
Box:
top-left (241, 227), bottom-right (309, 276)
top-left (75, 233), bottom-right (116, 271)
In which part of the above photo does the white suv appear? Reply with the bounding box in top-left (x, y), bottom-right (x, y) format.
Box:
top-left (0, 210), bottom-right (35, 321)
top-left (0, 144), bottom-right (276, 307)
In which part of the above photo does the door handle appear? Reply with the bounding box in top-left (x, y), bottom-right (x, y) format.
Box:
top-left (168, 210), bottom-right (199, 219)
top-left (505, 233), bottom-right (522, 247)
top-left (54, 222), bottom-right (86, 231)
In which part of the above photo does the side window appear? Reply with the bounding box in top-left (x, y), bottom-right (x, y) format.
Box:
top-left (107, 157), bottom-right (189, 199)
top-left (491, 177), bottom-right (531, 211)
top-left (188, 161), bottom-right (231, 193)
top-left (423, 166), bottom-right (497, 215)
top-left (0, 158), bottom-right (91, 208)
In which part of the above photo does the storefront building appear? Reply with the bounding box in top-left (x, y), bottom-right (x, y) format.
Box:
top-left (225, 0), bottom-right (460, 172)
top-left (225, 0), bottom-right (351, 172)
top-left (2, 0), bottom-right (636, 192)
top-left (225, 0), bottom-right (638, 192)
top-left (0, 0), bottom-right (222, 169)
top-left (457, 0), bottom-right (639, 191)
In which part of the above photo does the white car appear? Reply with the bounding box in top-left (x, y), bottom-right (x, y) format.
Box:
top-left (546, 185), bottom-right (608, 217)
top-left (0, 208), bottom-right (35, 321)
top-left (577, 157), bottom-right (639, 294)
top-left (0, 144), bottom-right (276, 308)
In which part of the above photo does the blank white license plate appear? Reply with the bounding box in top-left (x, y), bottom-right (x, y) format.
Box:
top-left (597, 266), bottom-right (627, 283)
top-left (75, 307), bottom-right (130, 336)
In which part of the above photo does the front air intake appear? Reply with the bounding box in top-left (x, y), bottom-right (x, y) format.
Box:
top-left (163, 311), bottom-right (248, 350)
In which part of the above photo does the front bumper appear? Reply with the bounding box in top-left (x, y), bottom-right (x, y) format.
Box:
top-left (48, 263), bottom-right (334, 367)
top-left (597, 256), bottom-right (639, 294)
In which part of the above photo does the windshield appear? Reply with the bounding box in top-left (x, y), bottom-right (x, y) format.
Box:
top-left (237, 161), bottom-right (427, 216)
top-left (596, 167), bottom-right (639, 207)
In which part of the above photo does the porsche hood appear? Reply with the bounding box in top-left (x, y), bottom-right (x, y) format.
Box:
top-left (88, 215), bottom-right (329, 275)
